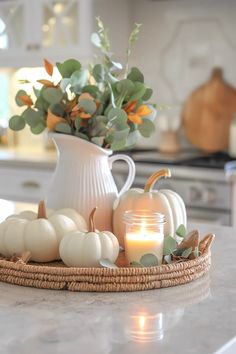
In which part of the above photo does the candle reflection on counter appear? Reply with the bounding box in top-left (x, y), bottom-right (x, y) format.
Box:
top-left (129, 313), bottom-right (164, 343)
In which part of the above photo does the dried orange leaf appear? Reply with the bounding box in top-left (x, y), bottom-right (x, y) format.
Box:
top-left (18, 95), bottom-right (33, 106)
top-left (128, 113), bottom-right (143, 125)
top-left (47, 110), bottom-right (67, 131)
top-left (79, 112), bottom-right (91, 119)
top-left (124, 100), bottom-right (137, 113)
top-left (37, 79), bottom-right (54, 87)
top-left (44, 59), bottom-right (54, 76)
top-left (136, 104), bottom-right (152, 117)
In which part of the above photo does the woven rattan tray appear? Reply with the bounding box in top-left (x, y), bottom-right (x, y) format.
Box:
top-left (0, 234), bottom-right (214, 292)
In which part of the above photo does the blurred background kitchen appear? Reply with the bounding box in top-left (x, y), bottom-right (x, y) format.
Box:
top-left (0, 0), bottom-right (236, 226)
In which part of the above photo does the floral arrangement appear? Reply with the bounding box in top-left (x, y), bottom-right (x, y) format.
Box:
top-left (9, 18), bottom-right (156, 151)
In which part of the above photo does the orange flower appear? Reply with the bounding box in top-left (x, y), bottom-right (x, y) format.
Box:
top-left (124, 100), bottom-right (152, 125)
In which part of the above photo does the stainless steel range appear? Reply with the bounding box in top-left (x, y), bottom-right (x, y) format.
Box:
top-left (112, 150), bottom-right (235, 226)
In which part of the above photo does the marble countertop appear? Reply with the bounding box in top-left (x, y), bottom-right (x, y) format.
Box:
top-left (0, 220), bottom-right (236, 354)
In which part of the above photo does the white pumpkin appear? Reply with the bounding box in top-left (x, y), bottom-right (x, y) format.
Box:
top-left (60, 208), bottom-right (119, 267)
top-left (113, 169), bottom-right (187, 248)
top-left (7, 204), bottom-right (87, 231)
top-left (0, 201), bottom-right (78, 262)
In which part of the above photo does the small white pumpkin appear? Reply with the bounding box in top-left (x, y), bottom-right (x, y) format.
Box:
top-left (7, 203), bottom-right (87, 231)
top-left (0, 201), bottom-right (78, 262)
top-left (59, 208), bottom-right (119, 267)
top-left (113, 169), bottom-right (187, 248)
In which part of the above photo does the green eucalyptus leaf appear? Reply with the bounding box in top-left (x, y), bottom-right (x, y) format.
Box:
top-left (60, 78), bottom-right (71, 92)
top-left (55, 122), bottom-right (71, 134)
top-left (30, 121), bottom-right (46, 134)
top-left (9, 115), bottom-right (25, 131)
top-left (75, 132), bottom-right (89, 140)
top-left (110, 60), bottom-right (122, 70)
top-left (49, 103), bottom-right (65, 117)
top-left (129, 82), bottom-right (146, 101)
top-left (93, 64), bottom-right (105, 83)
top-left (142, 88), bottom-right (153, 101)
top-left (193, 247), bottom-right (199, 258)
top-left (164, 235), bottom-right (177, 256)
top-left (116, 79), bottom-right (134, 96)
top-left (99, 258), bottom-right (118, 268)
top-left (22, 108), bottom-right (44, 128)
top-left (140, 253), bottom-right (159, 267)
top-left (33, 87), bottom-right (41, 99)
top-left (106, 72), bottom-right (119, 84)
top-left (164, 255), bottom-right (172, 264)
top-left (91, 136), bottom-right (105, 147)
top-left (144, 105), bottom-right (156, 122)
top-left (110, 138), bottom-right (127, 151)
top-left (56, 59), bottom-right (81, 78)
top-left (176, 224), bottom-right (187, 238)
top-left (79, 99), bottom-right (97, 115)
top-left (74, 117), bottom-right (82, 131)
top-left (138, 118), bottom-right (155, 137)
top-left (34, 92), bottom-right (50, 111)
top-left (82, 85), bottom-right (99, 97)
top-left (90, 33), bottom-right (101, 48)
top-left (107, 107), bottom-right (127, 123)
top-left (42, 87), bottom-right (63, 104)
top-left (127, 67), bottom-right (144, 83)
top-left (15, 90), bottom-right (27, 107)
top-left (130, 261), bottom-right (144, 268)
top-left (181, 247), bottom-right (193, 258)
top-left (173, 249), bottom-right (184, 257)
top-left (70, 69), bottom-right (89, 93)
top-left (125, 130), bottom-right (140, 149)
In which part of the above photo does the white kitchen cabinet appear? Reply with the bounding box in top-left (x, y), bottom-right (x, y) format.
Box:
top-left (0, 165), bottom-right (54, 203)
top-left (0, 0), bottom-right (92, 67)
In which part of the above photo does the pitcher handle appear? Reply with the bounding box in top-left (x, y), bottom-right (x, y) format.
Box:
top-left (109, 154), bottom-right (135, 197)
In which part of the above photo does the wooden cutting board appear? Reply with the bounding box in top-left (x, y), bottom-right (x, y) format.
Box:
top-left (182, 68), bottom-right (236, 152)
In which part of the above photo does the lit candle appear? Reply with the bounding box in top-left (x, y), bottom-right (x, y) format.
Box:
top-left (123, 210), bottom-right (165, 266)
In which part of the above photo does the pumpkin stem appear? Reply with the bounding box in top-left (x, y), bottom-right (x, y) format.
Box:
top-left (89, 207), bottom-right (97, 232)
top-left (37, 200), bottom-right (47, 219)
top-left (144, 169), bottom-right (171, 192)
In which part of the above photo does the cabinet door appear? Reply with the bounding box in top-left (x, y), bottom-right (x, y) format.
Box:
top-left (0, 0), bottom-right (92, 67)
top-left (0, 0), bottom-right (26, 59)
top-left (31, 0), bottom-right (92, 61)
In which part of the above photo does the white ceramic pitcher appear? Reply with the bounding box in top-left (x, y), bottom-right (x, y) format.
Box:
top-left (46, 133), bottom-right (135, 230)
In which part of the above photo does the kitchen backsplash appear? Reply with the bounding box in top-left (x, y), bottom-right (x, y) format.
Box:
top-left (1, 0), bottom-right (236, 150)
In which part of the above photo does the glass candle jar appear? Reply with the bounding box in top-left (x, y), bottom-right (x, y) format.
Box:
top-left (123, 210), bottom-right (165, 266)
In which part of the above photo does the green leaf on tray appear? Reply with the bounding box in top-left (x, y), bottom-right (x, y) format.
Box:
top-left (130, 261), bottom-right (144, 267)
top-left (176, 224), bottom-right (187, 238)
top-left (181, 247), bottom-right (193, 258)
top-left (140, 253), bottom-right (159, 267)
top-left (99, 258), bottom-right (118, 268)
top-left (193, 246), bottom-right (199, 258)
top-left (164, 235), bottom-right (177, 255)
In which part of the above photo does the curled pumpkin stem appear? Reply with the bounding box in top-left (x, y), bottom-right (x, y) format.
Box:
top-left (89, 207), bottom-right (97, 232)
top-left (37, 200), bottom-right (47, 219)
top-left (144, 169), bottom-right (171, 193)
